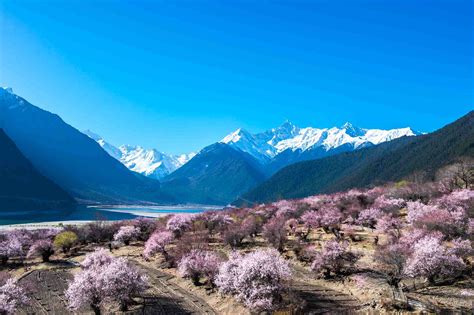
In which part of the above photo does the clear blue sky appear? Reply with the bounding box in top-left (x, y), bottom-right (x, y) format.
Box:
top-left (0, 0), bottom-right (472, 154)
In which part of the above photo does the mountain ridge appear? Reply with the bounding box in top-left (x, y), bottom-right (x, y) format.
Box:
top-left (83, 130), bottom-right (195, 180)
top-left (238, 111), bottom-right (474, 204)
top-left (161, 143), bottom-right (268, 205)
top-left (0, 128), bottom-right (75, 211)
top-left (0, 87), bottom-right (170, 204)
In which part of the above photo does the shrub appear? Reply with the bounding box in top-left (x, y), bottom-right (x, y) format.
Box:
top-left (54, 231), bottom-right (78, 253)
top-left (27, 240), bottom-right (54, 262)
top-left (113, 226), bottom-right (140, 245)
top-left (0, 278), bottom-right (29, 314)
top-left (66, 251), bottom-right (147, 314)
top-left (178, 250), bottom-right (224, 286)
top-left (262, 217), bottom-right (287, 252)
top-left (143, 231), bottom-right (174, 261)
top-left (215, 249), bottom-right (291, 312)
top-left (311, 240), bottom-right (359, 278)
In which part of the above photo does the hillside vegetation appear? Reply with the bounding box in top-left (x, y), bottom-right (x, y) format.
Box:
top-left (239, 111), bottom-right (474, 204)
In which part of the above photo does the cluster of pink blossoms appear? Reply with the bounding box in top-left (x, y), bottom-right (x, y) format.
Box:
top-left (215, 249), bottom-right (291, 312)
top-left (66, 248), bottom-right (148, 313)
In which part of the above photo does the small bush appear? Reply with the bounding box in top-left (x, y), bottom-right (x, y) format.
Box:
top-left (53, 231), bottom-right (78, 253)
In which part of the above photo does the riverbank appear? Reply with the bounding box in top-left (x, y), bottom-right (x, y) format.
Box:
top-left (0, 204), bottom-right (224, 228)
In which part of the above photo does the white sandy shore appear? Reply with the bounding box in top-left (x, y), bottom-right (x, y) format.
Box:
top-left (0, 220), bottom-right (93, 230)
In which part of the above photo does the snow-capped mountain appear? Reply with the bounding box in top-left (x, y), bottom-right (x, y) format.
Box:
top-left (221, 120), bottom-right (420, 163)
top-left (83, 130), bottom-right (195, 179)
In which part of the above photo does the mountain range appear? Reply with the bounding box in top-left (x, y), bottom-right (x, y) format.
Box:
top-left (83, 130), bottom-right (195, 179)
top-left (0, 87), bottom-right (170, 204)
top-left (0, 86), bottom-right (471, 208)
top-left (239, 111), bottom-right (474, 204)
top-left (83, 117), bottom-right (420, 204)
top-left (86, 119), bottom-right (420, 182)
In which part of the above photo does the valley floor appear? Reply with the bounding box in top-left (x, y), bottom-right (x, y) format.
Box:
top-left (4, 227), bottom-right (473, 314)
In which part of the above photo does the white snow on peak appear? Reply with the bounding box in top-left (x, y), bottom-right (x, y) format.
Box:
top-left (220, 121), bottom-right (420, 162)
top-left (1, 87), bottom-right (13, 94)
top-left (82, 130), bottom-right (194, 179)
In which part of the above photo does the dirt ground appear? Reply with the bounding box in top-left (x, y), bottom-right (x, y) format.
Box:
top-left (3, 226), bottom-right (473, 314)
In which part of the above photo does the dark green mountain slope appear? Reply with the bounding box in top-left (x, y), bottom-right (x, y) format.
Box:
top-left (0, 129), bottom-right (75, 211)
top-left (162, 143), bottom-right (268, 205)
top-left (239, 111), bottom-right (474, 204)
top-left (0, 88), bottom-right (170, 204)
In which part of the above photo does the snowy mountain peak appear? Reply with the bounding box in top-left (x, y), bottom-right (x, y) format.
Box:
top-left (220, 121), bottom-right (422, 162)
top-left (221, 128), bottom-right (253, 144)
top-left (83, 131), bottom-right (195, 179)
top-left (1, 87), bottom-right (13, 94)
top-left (340, 122), bottom-right (365, 137)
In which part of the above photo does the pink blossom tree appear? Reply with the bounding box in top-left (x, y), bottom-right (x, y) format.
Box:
top-left (0, 278), bottom-right (29, 314)
top-left (0, 237), bottom-right (23, 265)
top-left (299, 210), bottom-right (319, 240)
top-left (374, 242), bottom-right (411, 287)
top-left (215, 249), bottom-right (291, 312)
top-left (262, 217), bottom-right (287, 252)
top-left (27, 239), bottom-right (54, 262)
top-left (80, 248), bottom-right (113, 269)
top-left (406, 201), bottom-right (468, 237)
top-left (356, 208), bottom-right (383, 229)
top-left (203, 212), bottom-right (233, 235)
top-left (375, 214), bottom-right (402, 241)
top-left (178, 249), bottom-right (223, 286)
top-left (372, 195), bottom-right (405, 214)
top-left (222, 223), bottom-right (247, 249)
top-left (404, 234), bottom-right (467, 284)
top-left (143, 231), bottom-right (174, 261)
top-left (311, 240), bottom-right (359, 278)
top-left (132, 217), bottom-right (158, 241)
top-left (113, 226), bottom-right (140, 245)
top-left (166, 214), bottom-right (193, 237)
top-left (67, 250), bottom-right (147, 314)
top-left (241, 215), bottom-right (260, 238)
top-left (285, 218), bottom-right (298, 235)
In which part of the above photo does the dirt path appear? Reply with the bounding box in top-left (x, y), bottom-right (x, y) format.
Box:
top-left (290, 263), bottom-right (364, 314)
top-left (131, 260), bottom-right (217, 315)
top-left (291, 281), bottom-right (362, 314)
top-left (16, 262), bottom-right (217, 315)
top-left (17, 269), bottom-right (85, 314)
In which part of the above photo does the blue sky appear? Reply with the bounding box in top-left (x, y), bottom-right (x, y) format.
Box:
top-left (0, 0), bottom-right (472, 154)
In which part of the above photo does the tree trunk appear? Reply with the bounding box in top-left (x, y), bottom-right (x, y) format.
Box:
top-left (42, 253), bottom-right (50, 263)
top-left (91, 304), bottom-right (101, 315)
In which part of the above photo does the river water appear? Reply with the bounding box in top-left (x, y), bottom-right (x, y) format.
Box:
top-left (0, 204), bottom-right (221, 225)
